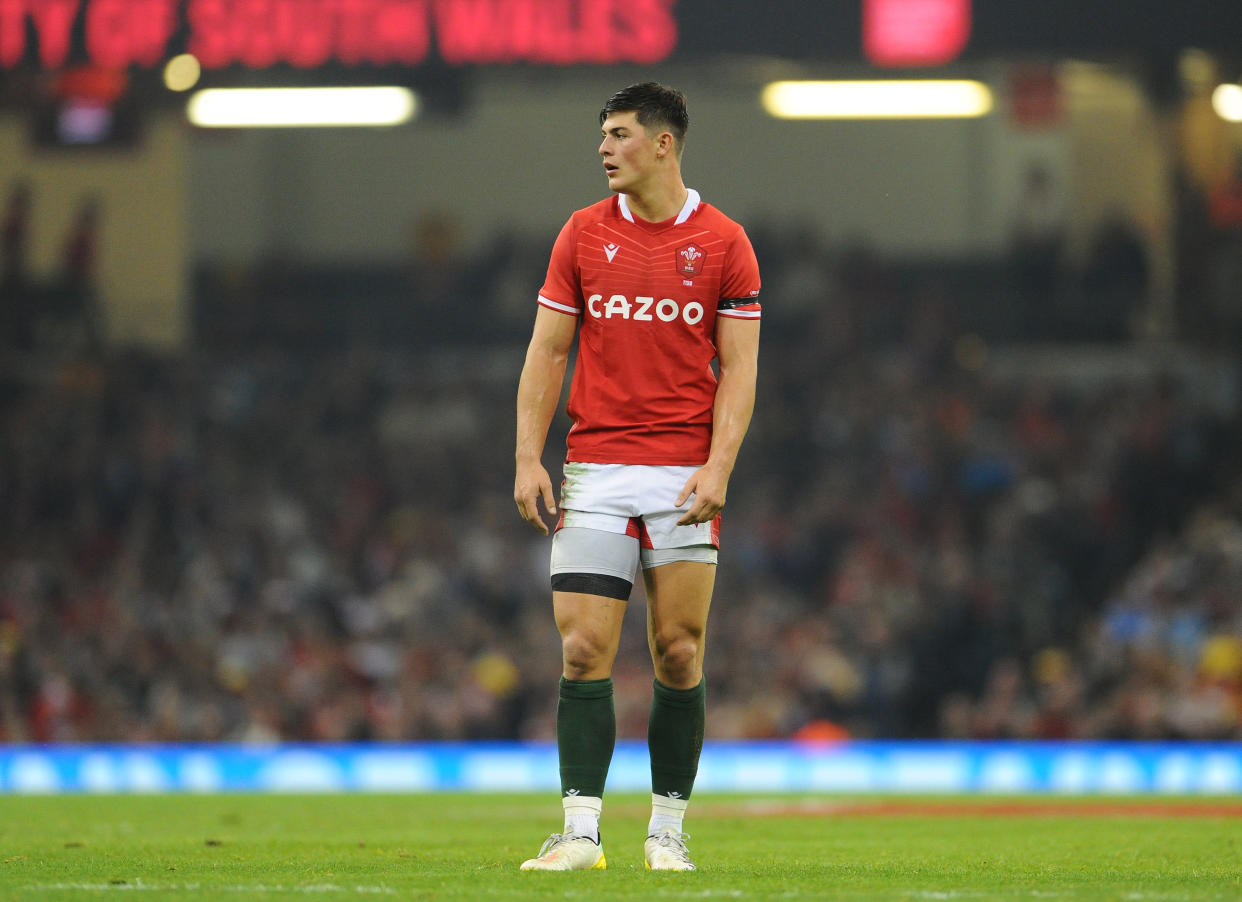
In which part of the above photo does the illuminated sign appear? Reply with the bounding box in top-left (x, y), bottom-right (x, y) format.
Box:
top-left (0, 0), bottom-right (678, 69)
top-left (863, 0), bottom-right (971, 67)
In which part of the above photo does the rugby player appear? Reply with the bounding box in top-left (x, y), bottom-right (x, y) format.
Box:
top-left (514, 82), bottom-right (761, 872)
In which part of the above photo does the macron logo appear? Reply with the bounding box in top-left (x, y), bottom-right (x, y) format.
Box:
top-left (603, 243), bottom-right (620, 263)
top-left (565, 788), bottom-right (580, 796)
top-left (666, 791), bottom-right (682, 799)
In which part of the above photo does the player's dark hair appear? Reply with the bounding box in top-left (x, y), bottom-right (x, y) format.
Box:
top-left (600, 82), bottom-right (688, 151)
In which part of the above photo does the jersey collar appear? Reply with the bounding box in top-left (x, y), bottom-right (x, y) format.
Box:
top-left (617, 188), bottom-right (701, 225)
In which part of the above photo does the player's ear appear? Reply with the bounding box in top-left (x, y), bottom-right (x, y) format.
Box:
top-left (657, 131), bottom-right (674, 159)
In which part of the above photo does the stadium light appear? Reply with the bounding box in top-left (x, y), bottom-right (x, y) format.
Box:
top-left (186, 86), bottom-right (418, 128)
top-left (761, 80), bottom-right (993, 119)
top-left (163, 54), bottom-right (202, 92)
top-left (1213, 84), bottom-right (1242, 122)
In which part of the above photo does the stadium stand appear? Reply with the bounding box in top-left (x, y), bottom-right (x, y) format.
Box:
top-left (1, 227), bottom-right (1240, 745)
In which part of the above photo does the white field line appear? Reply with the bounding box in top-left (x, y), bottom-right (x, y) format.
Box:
top-left (907, 894), bottom-right (1207, 901)
top-left (23, 883), bottom-right (394, 895)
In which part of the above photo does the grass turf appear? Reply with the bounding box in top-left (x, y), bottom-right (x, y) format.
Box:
top-left (0, 793), bottom-right (1239, 900)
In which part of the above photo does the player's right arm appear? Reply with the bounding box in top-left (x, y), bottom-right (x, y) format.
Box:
top-left (515, 304), bottom-right (578, 535)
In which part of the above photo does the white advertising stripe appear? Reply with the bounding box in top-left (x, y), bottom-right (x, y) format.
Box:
top-left (2, 742), bottom-right (1242, 793)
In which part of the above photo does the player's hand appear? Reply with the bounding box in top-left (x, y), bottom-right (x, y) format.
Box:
top-left (675, 464), bottom-right (729, 525)
top-left (514, 461), bottom-right (557, 535)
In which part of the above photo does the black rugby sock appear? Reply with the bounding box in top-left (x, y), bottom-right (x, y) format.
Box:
top-left (557, 676), bottom-right (615, 798)
top-left (648, 678), bottom-right (705, 800)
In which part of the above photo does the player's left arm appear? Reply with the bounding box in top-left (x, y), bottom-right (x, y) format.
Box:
top-left (675, 315), bottom-right (760, 525)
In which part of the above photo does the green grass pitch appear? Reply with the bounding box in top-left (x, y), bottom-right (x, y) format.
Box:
top-left (0, 793), bottom-right (1239, 900)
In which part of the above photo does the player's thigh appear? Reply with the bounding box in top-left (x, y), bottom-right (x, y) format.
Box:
top-left (642, 558), bottom-right (716, 644)
top-left (550, 524), bottom-right (638, 674)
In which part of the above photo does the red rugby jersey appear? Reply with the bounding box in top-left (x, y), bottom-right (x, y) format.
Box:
top-left (538, 189), bottom-right (762, 465)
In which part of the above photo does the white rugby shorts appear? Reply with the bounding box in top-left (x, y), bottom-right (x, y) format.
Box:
top-left (555, 462), bottom-right (721, 549)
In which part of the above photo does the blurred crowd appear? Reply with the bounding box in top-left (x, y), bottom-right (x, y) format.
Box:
top-left (2, 219), bottom-right (1242, 746)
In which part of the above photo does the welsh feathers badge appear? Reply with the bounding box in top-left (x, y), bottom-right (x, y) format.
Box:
top-left (676, 243), bottom-right (705, 277)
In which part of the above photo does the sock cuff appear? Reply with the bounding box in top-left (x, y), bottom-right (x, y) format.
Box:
top-left (652, 678), bottom-right (704, 707)
top-left (562, 794), bottom-right (603, 815)
top-left (560, 676), bottom-right (614, 700)
top-left (651, 792), bottom-right (689, 812)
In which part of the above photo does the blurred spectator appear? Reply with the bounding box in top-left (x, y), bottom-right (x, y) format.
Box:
top-left (1205, 154), bottom-right (1242, 342)
top-left (404, 211), bottom-right (474, 340)
top-left (1171, 165), bottom-right (1214, 340)
top-left (1008, 163), bottom-right (1066, 339)
top-left (1207, 153), bottom-right (1242, 233)
top-left (1, 181), bottom-right (30, 288)
top-left (1, 181), bottom-right (33, 349)
top-left (1076, 213), bottom-right (1149, 341)
top-left (55, 194), bottom-right (104, 349)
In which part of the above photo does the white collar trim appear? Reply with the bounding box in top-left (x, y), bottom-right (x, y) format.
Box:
top-left (617, 188), bottom-right (701, 224)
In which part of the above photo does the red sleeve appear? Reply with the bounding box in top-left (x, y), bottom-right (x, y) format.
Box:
top-left (537, 216), bottom-right (582, 316)
top-left (717, 226), bottom-right (762, 320)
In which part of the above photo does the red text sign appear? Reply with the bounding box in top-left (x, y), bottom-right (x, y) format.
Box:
top-left (863, 0), bottom-right (971, 67)
top-left (0, 0), bottom-right (678, 69)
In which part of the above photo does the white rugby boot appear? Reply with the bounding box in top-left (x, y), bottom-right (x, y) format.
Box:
top-left (644, 828), bottom-right (696, 871)
top-left (519, 832), bottom-right (606, 871)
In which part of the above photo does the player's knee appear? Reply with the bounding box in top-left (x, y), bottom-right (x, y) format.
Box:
top-left (561, 631), bottom-right (611, 679)
top-left (653, 634), bottom-right (701, 686)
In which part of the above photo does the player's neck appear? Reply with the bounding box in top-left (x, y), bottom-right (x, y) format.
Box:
top-left (622, 179), bottom-right (688, 224)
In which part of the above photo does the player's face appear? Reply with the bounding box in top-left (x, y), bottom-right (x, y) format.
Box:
top-left (599, 111), bottom-right (660, 195)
